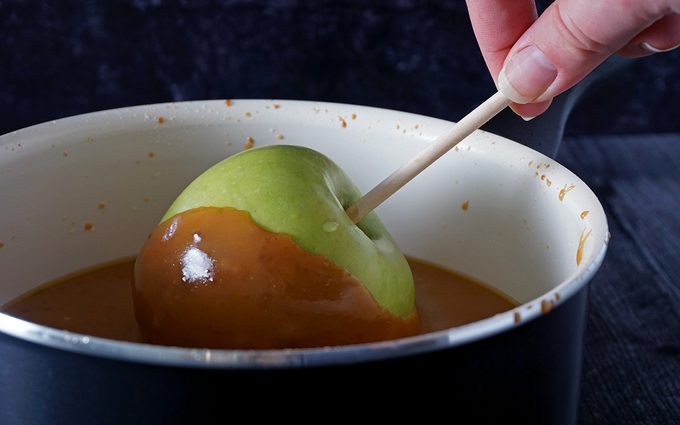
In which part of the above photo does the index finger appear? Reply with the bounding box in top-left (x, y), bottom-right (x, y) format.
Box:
top-left (465, 0), bottom-right (538, 81)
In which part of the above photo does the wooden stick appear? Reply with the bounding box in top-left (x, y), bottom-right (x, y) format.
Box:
top-left (346, 91), bottom-right (511, 223)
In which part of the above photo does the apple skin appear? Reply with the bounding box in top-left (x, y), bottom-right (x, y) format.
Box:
top-left (162, 145), bottom-right (415, 318)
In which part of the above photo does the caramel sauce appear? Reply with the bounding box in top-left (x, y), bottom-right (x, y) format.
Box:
top-left (4, 256), bottom-right (515, 347)
top-left (410, 259), bottom-right (515, 332)
top-left (134, 207), bottom-right (420, 349)
top-left (558, 184), bottom-right (575, 201)
top-left (4, 260), bottom-right (142, 342)
top-left (576, 228), bottom-right (592, 266)
top-left (4, 208), bottom-right (516, 349)
top-left (541, 299), bottom-right (554, 314)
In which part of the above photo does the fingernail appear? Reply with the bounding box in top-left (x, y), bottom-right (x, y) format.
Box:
top-left (498, 45), bottom-right (558, 104)
top-left (509, 103), bottom-right (537, 121)
top-left (641, 41), bottom-right (680, 53)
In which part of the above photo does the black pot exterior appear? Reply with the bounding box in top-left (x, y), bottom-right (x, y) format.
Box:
top-left (0, 286), bottom-right (588, 425)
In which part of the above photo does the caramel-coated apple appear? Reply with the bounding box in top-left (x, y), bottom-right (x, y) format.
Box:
top-left (133, 145), bottom-right (418, 348)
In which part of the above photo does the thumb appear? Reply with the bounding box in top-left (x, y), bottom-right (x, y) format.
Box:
top-left (498, 0), bottom-right (673, 104)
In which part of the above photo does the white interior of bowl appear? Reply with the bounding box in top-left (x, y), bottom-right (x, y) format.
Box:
top-left (0, 100), bottom-right (608, 364)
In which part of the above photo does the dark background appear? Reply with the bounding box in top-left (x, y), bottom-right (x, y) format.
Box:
top-left (1, 0), bottom-right (678, 136)
top-left (1, 1), bottom-right (679, 424)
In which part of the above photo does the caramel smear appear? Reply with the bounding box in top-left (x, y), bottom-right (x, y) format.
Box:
top-left (134, 207), bottom-right (419, 349)
top-left (576, 228), bottom-right (592, 266)
top-left (461, 200), bottom-right (470, 211)
top-left (580, 210), bottom-right (589, 220)
top-left (225, 99), bottom-right (232, 107)
top-left (541, 299), bottom-right (554, 314)
top-left (244, 136), bottom-right (255, 149)
top-left (559, 184), bottom-right (576, 202)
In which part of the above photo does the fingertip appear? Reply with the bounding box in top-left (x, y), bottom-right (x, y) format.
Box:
top-left (618, 44), bottom-right (656, 58)
top-left (497, 45), bottom-right (558, 104)
top-left (617, 13), bottom-right (680, 58)
top-left (618, 41), bottom-right (680, 58)
top-left (640, 41), bottom-right (680, 53)
top-left (509, 100), bottom-right (552, 120)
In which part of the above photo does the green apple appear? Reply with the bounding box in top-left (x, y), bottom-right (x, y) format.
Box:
top-left (162, 145), bottom-right (415, 318)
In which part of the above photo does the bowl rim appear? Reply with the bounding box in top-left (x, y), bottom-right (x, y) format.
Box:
top-left (0, 99), bottom-right (609, 369)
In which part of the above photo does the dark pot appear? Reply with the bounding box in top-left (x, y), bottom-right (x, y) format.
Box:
top-left (0, 64), bottom-right (612, 423)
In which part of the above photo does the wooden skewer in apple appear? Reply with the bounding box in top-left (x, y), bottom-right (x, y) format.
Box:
top-left (133, 91), bottom-right (510, 349)
top-left (346, 91), bottom-right (510, 223)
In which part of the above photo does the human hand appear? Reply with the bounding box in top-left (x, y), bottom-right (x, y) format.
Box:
top-left (466, 0), bottom-right (680, 119)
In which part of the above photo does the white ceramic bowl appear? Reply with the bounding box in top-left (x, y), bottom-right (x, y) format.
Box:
top-left (0, 99), bottom-right (607, 365)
